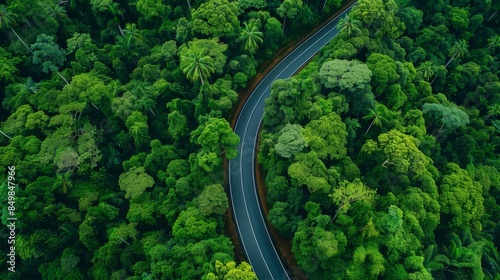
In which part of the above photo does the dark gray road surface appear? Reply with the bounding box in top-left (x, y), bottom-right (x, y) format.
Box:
top-left (229, 3), bottom-right (357, 279)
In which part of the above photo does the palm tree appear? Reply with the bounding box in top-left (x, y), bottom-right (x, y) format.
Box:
top-left (445, 39), bottom-right (469, 68)
top-left (484, 103), bottom-right (500, 121)
top-left (0, 5), bottom-right (34, 54)
top-left (487, 35), bottom-right (500, 50)
top-left (240, 22), bottom-right (263, 54)
top-left (180, 50), bottom-right (215, 84)
top-left (46, 4), bottom-right (67, 22)
top-left (336, 13), bottom-right (362, 37)
top-left (417, 61), bottom-right (435, 81)
top-left (53, 171), bottom-right (73, 194)
top-left (1, 6), bottom-right (70, 85)
top-left (108, 3), bottom-right (125, 37)
top-left (363, 105), bottom-right (388, 135)
top-left (123, 23), bottom-right (143, 47)
top-left (135, 94), bottom-right (156, 116)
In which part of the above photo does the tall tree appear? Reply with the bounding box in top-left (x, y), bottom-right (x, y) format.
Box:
top-left (336, 13), bottom-right (362, 37)
top-left (417, 61), bottom-right (435, 81)
top-left (31, 34), bottom-right (69, 84)
top-left (445, 39), bottom-right (469, 68)
top-left (277, 0), bottom-right (303, 35)
top-left (363, 105), bottom-right (388, 135)
top-left (239, 22), bottom-right (264, 54)
top-left (180, 49), bottom-right (215, 84)
top-left (0, 5), bottom-right (33, 54)
top-left (330, 179), bottom-right (376, 221)
top-left (484, 103), bottom-right (500, 121)
top-left (487, 35), bottom-right (500, 50)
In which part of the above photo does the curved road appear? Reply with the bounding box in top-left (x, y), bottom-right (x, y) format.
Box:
top-left (228, 3), bottom-right (357, 280)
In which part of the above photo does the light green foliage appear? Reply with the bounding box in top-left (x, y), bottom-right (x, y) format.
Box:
top-left (31, 34), bottom-right (66, 74)
top-left (180, 49), bottom-right (214, 84)
top-left (172, 207), bottom-right (217, 242)
top-left (336, 13), bottom-right (362, 37)
top-left (351, 0), bottom-right (404, 38)
top-left (274, 123), bottom-right (307, 158)
top-left (240, 22), bottom-right (263, 54)
top-left (347, 243), bottom-right (385, 279)
top-left (180, 38), bottom-right (228, 80)
top-left (197, 184), bottom-right (229, 216)
top-left (205, 260), bottom-right (257, 280)
top-left (191, 0), bottom-right (240, 38)
top-left (303, 112), bottom-right (347, 160)
top-left (397, 187), bottom-right (440, 240)
top-left (361, 130), bottom-right (431, 176)
top-left (439, 163), bottom-right (484, 231)
top-left (319, 59), bottom-right (372, 92)
top-left (61, 73), bottom-right (111, 108)
top-left (331, 179), bottom-right (376, 217)
top-left (264, 17), bottom-right (282, 52)
top-left (118, 167), bottom-right (154, 200)
top-left (288, 151), bottom-right (330, 193)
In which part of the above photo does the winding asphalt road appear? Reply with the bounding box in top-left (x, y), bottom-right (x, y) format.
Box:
top-left (228, 3), bottom-right (357, 280)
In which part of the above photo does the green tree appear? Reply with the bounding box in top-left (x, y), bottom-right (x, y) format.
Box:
top-left (363, 105), bottom-right (388, 135)
top-left (118, 167), bottom-right (155, 200)
top-left (191, 0), bottom-right (240, 38)
top-left (361, 130), bottom-right (432, 177)
top-left (0, 5), bottom-right (34, 54)
top-left (487, 35), bottom-right (500, 50)
top-left (445, 39), bottom-right (469, 68)
top-left (206, 260), bottom-right (257, 280)
top-left (422, 103), bottom-right (470, 134)
top-left (439, 163), bottom-right (484, 231)
top-left (303, 112), bottom-right (347, 160)
top-left (337, 13), bottom-right (362, 37)
top-left (277, 0), bottom-right (303, 35)
top-left (274, 123), bottom-right (307, 158)
top-left (172, 207), bottom-right (217, 242)
top-left (417, 61), bottom-right (435, 81)
top-left (180, 49), bottom-right (215, 84)
top-left (197, 184), bottom-right (229, 216)
top-left (351, 0), bottom-right (403, 39)
top-left (136, 0), bottom-right (167, 18)
top-left (239, 22), bottom-right (263, 54)
top-left (319, 59), bottom-right (372, 92)
top-left (0, 47), bottom-right (20, 82)
top-left (31, 34), bottom-right (69, 84)
top-left (330, 179), bottom-right (376, 221)
top-left (190, 117), bottom-right (240, 160)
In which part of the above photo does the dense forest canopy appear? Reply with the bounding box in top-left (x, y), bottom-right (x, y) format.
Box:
top-left (0, 0), bottom-right (346, 279)
top-left (259, 0), bottom-right (500, 279)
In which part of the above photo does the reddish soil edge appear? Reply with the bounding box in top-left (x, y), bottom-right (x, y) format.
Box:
top-left (224, 1), bottom-right (357, 278)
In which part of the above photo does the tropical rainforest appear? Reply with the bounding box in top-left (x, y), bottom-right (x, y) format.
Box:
top-left (0, 0), bottom-right (347, 279)
top-left (259, 0), bottom-right (500, 279)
